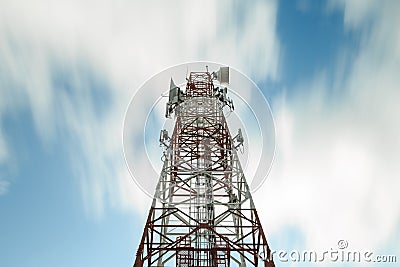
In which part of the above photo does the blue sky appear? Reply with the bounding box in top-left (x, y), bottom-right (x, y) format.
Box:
top-left (1, 1), bottom-right (399, 266)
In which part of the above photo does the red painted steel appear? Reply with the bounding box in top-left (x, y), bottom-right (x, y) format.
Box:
top-left (134, 70), bottom-right (275, 267)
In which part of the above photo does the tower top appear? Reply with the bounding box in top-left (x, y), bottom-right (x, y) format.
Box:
top-left (165, 66), bottom-right (234, 118)
top-left (186, 71), bottom-right (213, 98)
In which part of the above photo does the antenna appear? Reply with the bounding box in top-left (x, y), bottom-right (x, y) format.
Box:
top-left (215, 85), bottom-right (234, 111)
top-left (168, 78), bottom-right (179, 104)
top-left (212, 66), bottom-right (230, 84)
top-left (134, 67), bottom-right (275, 267)
top-left (233, 128), bottom-right (244, 150)
top-left (165, 78), bottom-right (185, 118)
top-left (159, 129), bottom-right (170, 147)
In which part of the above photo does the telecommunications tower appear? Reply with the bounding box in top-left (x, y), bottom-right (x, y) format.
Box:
top-left (134, 67), bottom-right (275, 267)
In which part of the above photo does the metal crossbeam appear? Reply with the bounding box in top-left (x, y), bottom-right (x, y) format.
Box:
top-left (134, 69), bottom-right (275, 267)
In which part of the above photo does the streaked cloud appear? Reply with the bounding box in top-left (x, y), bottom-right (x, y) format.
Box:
top-left (0, 0), bottom-right (280, 217)
top-left (256, 0), bottom-right (400, 260)
top-left (2, 0), bottom-right (398, 263)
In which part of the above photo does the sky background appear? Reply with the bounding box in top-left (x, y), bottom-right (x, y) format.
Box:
top-left (0, 0), bottom-right (399, 266)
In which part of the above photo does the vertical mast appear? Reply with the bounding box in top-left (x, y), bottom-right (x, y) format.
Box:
top-left (134, 67), bottom-right (275, 267)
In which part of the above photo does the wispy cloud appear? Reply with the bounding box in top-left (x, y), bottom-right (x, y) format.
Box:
top-left (256, 0), bottom-right (400, 259)
top-left (0, 0), bottom-right (280, 215)
top-left (1, 0), bottom-right (399, 263)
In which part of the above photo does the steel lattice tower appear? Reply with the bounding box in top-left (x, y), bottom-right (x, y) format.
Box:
top-left (134, 67), bottom-right (275, 267)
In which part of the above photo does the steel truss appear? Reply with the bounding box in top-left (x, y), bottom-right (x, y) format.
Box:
top-left (134, 71), bottom-right (275, 267)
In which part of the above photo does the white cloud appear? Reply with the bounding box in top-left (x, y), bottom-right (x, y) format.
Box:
top-left (0, 126), bottom-right (8, 164)
top-left (255, 0), bottom-right (400, 259)
top-left (0, 0), bottom-right (280, 215)
top-left (1, 0), bottom-right (398, 262)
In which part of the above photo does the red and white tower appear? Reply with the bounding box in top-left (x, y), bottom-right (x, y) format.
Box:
top-left (134, 67), bottom-right (275, 267)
